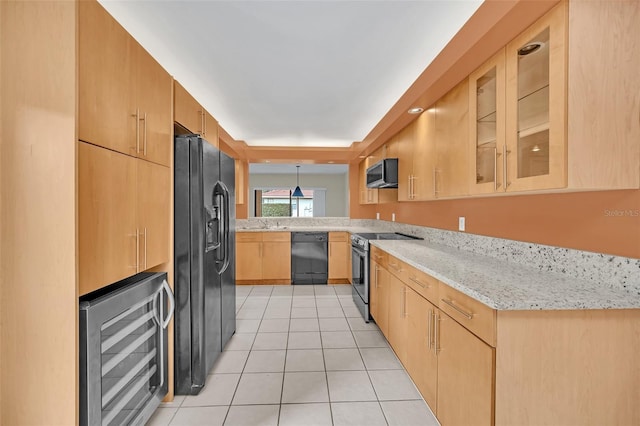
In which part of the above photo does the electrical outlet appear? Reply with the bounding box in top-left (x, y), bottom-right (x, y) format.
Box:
top-left (376, 212), bottom-right (380, 220)
top-left (458, 217), bottom-right (465, 232)
top-left (392, 213), bottom-right (396, 222)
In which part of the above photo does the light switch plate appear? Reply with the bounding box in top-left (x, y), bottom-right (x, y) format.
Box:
top-left (376, 212), bottom-right (380, 220)
top-left (392, 213), bottom-right (396, 222)
top-left (458, 217), bottom-right (465, 232)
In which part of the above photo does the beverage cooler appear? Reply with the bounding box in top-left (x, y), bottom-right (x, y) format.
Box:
top-left (79, 272), bottom-right (174, 426)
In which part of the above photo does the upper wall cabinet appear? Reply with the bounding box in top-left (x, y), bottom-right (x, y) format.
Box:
top-left (469, 0), bottom-right (639, 196)
top-left (174, 81), bottom-right (219, 145)
top-left (397, 110), bottom-right (437, 201)
top-left (435, 80), bottom-right (470, 198)
top-left (469, 49), bottom-right (506, 195)
top-left (359, 158), bottom-right (378, 205)
top-left (505, 2), bottom-right (567, 192)
top-left (78, 1), bottom-right (172, 167)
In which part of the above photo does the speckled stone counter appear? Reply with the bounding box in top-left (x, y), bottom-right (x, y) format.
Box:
top-left (371, 240), bottom-right (640, 311)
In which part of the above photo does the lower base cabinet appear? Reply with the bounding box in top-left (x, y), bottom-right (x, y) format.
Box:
top-left (406, 288), bottom-right (438, 411)
top-left (437, 311), bottom-right (494, 426)
top-left (236, 232), bottom-right (291, 283)
top-left (373, 247), bottom-right (640, 426)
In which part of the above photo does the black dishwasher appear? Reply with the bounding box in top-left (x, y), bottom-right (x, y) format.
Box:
top-left (291, 232), bottom-right (328, 284)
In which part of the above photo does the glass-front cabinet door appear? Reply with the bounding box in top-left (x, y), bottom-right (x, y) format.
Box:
top-left (505, 2), bottom-right (567, 192)
top-left (469, 49), bottom-right (505, 195)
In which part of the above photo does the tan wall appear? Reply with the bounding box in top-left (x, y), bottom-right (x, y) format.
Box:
top-left (0, 1), bottom-right (77, 424)
top-left (350, 165), bottom-right (640, 259)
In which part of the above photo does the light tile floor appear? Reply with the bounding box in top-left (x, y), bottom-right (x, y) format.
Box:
top-left (147, 284), bottom-right (439, 426)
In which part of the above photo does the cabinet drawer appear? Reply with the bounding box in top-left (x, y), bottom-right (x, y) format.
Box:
top-left (386, 255), bottom-right (408, 282)
top-left (237, 232), bottom-right (262, 243)
top-left (404, 264), bottom-right (439, 306)
top-left (262, 231), bottom-right (291, 242)
top-left (370, 246), bottom-right (388, 268)
top-left (438, 283), bottom-right (496, 347)
top-left (329, 231), bottom-right (348, 242)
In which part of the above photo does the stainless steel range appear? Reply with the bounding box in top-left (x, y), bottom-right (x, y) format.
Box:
top-left (351, 232), bottom-right (422, 322)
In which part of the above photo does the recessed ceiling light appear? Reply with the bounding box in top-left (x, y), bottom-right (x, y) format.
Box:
top-left (408, 107), bottom-right (424, 114)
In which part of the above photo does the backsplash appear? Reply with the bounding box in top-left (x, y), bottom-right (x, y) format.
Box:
top-left (236, 217), bottom-right (640, 294)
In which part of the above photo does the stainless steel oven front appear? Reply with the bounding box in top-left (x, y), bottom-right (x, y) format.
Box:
top-left (350, 237), bottom-right (370, 322)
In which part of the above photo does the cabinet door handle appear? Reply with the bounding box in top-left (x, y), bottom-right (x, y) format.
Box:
top-left (408, 275), bottom-right (427, 288)
top-left (433, 168), bottom-right (438, 197)
top-left (142, 113), bottom-right (147, 156)
top-left (133, 109), bottom-right (140, 154)
top-left (143, 227), bottom-right (148, 270)
top-left (427, 309), bottom-right (433, 349)
top-left (503, 144), bottom-right (511, 189)
top-left (199, 110), bottom-right (204, 135)
top-left (135, 228), bottom-right (140, 273)
top-left (129, 230), bottom-right (139, 270)
top-left (434, 312), bottom-right (441, 355)
top-left (441, 298), bottom-right (474, 320)
top-left (402, 286), bottom-right (407, 317)
top-left (203, 111), bottom-right (207, 136)
top-left (374, 265), bottom-right (379, 288)
top-left (493, 147), bottom-right (498, 191)
top-left (407, 175), bottom-right (412, 199)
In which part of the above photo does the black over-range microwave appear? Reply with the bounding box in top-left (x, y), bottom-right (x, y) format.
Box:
top-left (366, 158), bottom-right (399, 188)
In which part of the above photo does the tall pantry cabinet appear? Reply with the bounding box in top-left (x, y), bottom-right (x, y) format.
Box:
top-left (77, 0), bottom-right (172, 296)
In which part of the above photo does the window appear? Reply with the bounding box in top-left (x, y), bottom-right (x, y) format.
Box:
top-left (255, 189), bottom-right (316, 217)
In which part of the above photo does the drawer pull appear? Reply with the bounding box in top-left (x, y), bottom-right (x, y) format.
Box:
top-left (408, 275), bottom-right (427, 288)
top-left (441, 298), bottom-right (473, 320)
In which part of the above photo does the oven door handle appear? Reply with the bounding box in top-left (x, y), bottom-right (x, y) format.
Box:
top-left (351, 244), bottom-right (367, 257)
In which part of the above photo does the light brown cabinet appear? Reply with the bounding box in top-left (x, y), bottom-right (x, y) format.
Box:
top-left (174, 81), bottom-right (219, 145)
top-left (374, 248), bottom-right (495, 426)
top-left (236, 233), bottom-right (262, 281)
top-left (78, 142), bottom-right (170, 296)
top-left (236, 232), bottom-right (291, 284)
top-left (78, 0), bottom-right (171, 167)
top-left (437, 310), bottom-right (495, 426)
top-left (387, 273), bottom-right (409, 365)
top-left (406, 287), bottom-right (438, 410)
top-left (369, 246), bottom-right (389, 337)
top-left (469, 49), bottom-right (507, 195)
top-left (358, 158), bottom-right (378, 204)
top-left (434, 79), bottom-right (470, 198)
top-left (397, 109), bottom-right (437, 201)
top-left (328, 232), bottom-right (350, 284)
top-left (505, 3), bottom-right (566, 192)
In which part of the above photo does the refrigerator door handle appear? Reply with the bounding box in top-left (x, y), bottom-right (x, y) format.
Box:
top-left (213, 181), bottom-right (231, 274)
top-left (221, 182), bottom-right (231, 274)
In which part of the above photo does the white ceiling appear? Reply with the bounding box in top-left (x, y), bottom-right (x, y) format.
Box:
top-left (99, 0), bottom-right (482, 147)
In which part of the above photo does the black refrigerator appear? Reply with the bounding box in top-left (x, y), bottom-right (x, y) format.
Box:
top-left (174, 135), bottom-right (236, 395)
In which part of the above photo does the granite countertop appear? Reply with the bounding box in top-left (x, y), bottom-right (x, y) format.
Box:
top-left (370, 240), bottom-right (640, 311)
top-left (237, 225), bottom-right (376, 234)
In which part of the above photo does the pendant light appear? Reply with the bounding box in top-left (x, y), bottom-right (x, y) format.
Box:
top-left (292, 165), bottom-right (304, 197)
